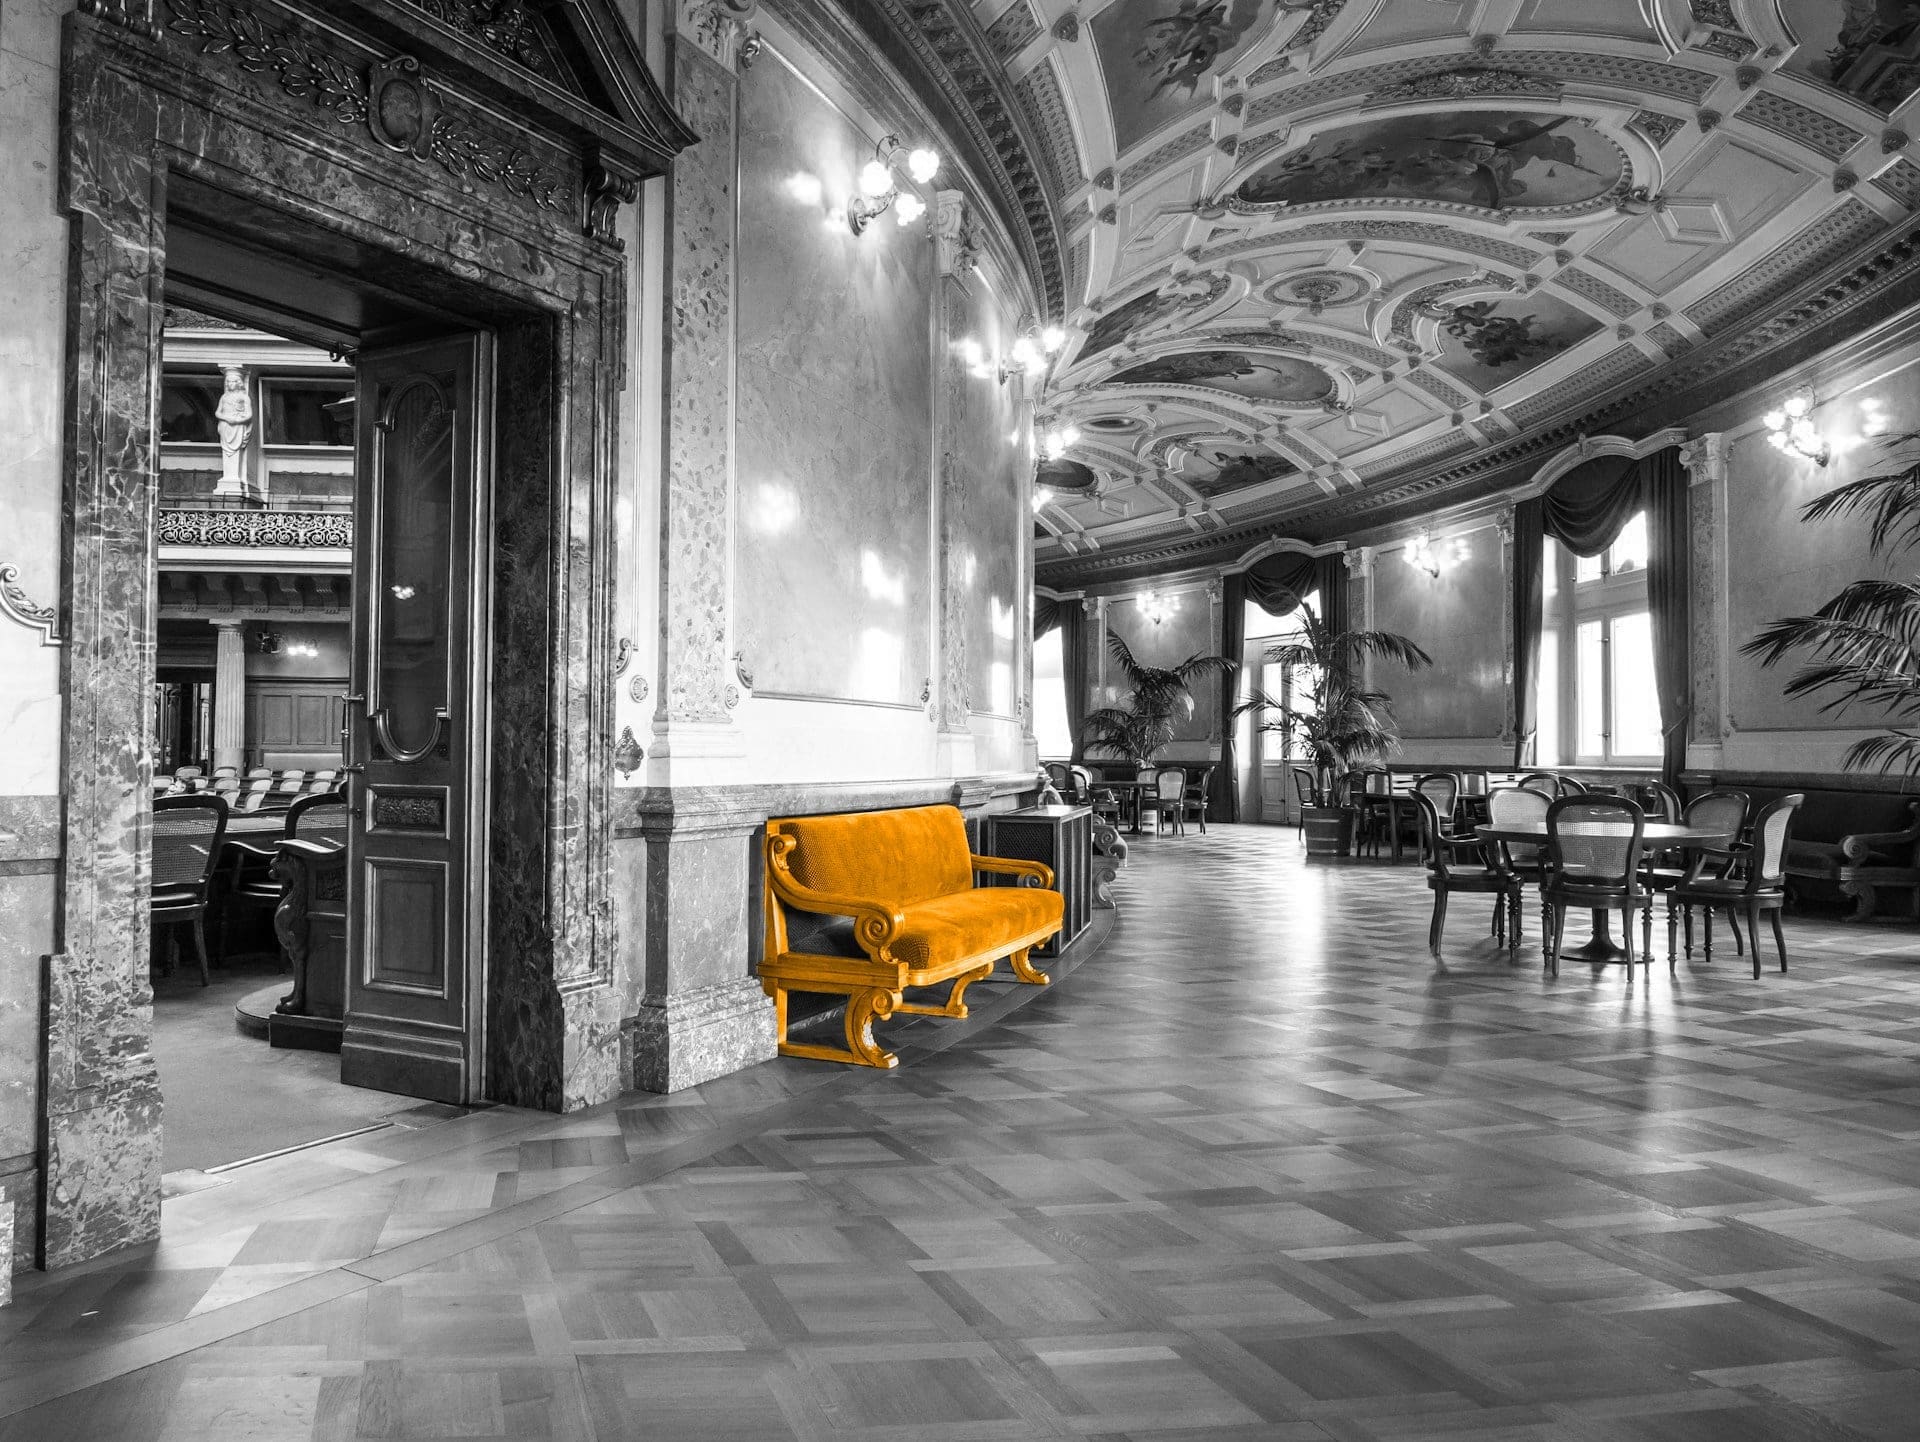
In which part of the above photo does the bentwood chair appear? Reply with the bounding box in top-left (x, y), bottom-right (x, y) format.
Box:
top-left (1518, 770), bottom-right (1560, 797)
top-left (1411, 773), bottom-right (1462, 858)
top-left (1544, 795), bottom-right (1648, 979)
top-left (1636, 781), bottom-right (1683, 824)
top-left (1181, 765), bottom-right (1213, 834)
top-left (1648, 790), bottom-right (1750, 960)
top-left (1142, 767), bottom-right (1188, 836)
top-left (152, 794), bottom-right (230, 985)
top-left (1487, 784), bottom-right (1553, 948)
top-left (1668, 794), bottom-right (1802, 975)
top-left (1354, 768), bottom-right (1395, 857)
top-left (1416, 792), bottom-right (1519, 959)
top-left (1289, 766), bottom-right (1316, 837)
top-left (1044, 762), bottom-right (1072, 795)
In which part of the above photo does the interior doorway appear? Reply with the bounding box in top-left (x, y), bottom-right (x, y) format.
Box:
top-left (148, 228), bottom-right (501, 1172)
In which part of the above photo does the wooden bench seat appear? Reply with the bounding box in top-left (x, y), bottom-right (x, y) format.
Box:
top-left (1787, 799), bottom-right (1920, 922)
top-left (761, 804), bottom-right (1064, 1068)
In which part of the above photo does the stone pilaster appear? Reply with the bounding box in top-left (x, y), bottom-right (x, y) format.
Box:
top-left (933, 197), bottom-right (977, 774)
top-left (1679, 432), bottom-right (1729, 770)
top-left (623, 795), bottom-right (775, 1092)
top-left (211, 618), bottom-right (246, 771)
top-left (1343, 545), bottom-right (1374, 687)
top-left (1206, 578), bottom-right (1224, 748)
top-left (649, 18), bottom-right (744, 782)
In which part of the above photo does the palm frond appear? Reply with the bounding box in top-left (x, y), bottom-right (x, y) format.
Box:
top-left (1798, 441), bottom-right (1920, 554)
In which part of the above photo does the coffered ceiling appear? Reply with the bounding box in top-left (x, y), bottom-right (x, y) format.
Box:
top-left (960, 0), bottom-right (1920, 587)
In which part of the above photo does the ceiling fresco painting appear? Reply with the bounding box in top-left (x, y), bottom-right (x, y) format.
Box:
top-left (1232, 113), bottom-right (1626, 213)
top-left (976, 0), bottom-right (1920, 584)
top-left (1776, 1), bottom-right (1920, 110)
top-left (1091, 0), bottom-right (1282, 152)
top-left (1433, 294), bottom-right (1606, 392)
top-left (1107, 349), bottom-right (1336, 402)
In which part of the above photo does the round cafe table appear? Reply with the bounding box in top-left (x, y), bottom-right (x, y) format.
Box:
top-left (1473, 818), bottom-right (1739, 962)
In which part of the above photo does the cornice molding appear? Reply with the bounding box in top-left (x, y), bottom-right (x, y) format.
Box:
top-left (812, 0), bottom-right (1066, 317)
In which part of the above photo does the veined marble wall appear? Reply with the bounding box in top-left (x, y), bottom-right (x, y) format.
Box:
top-left (1720, 350), bottom-right (1920, 738)
top-left (1099, 589), bottom-right (1218, 742)
top-left (1373, 525), bottom-right (1506, 744)
top-left (0, 0), bottom-right (70, 1276)
top-left (733, 44), bottom-right (935, 710)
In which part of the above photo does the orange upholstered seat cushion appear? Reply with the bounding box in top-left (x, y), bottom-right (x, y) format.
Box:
top-left (776, 805), bottom-right (976, 908)
top-left (890, 887), bottom-right (1064, 972)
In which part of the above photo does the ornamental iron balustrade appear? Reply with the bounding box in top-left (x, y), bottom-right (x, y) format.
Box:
top-left (158, 508), bottom-right (353, 548)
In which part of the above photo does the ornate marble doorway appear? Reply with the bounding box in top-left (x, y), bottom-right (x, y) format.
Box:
top-left (47, 0), bottom-right (691, 1271)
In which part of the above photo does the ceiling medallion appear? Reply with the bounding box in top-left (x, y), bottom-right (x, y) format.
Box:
top-left (1262, 269), bottom-right (1373, 315)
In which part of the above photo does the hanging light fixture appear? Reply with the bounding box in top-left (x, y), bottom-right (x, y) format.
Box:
top-left (1404, 528), bottom-right (1469, 577)
top-left (998, 322), bottom-right (1069, 383)
top-left (1763, 386), bottom-right (1830, 465)
top-left (1040, 425), bottom-right (1081, 460)
top-left (848, 135), bottom-right (941, 234)
top-left (1138, 590), bottom-right (1179, 625)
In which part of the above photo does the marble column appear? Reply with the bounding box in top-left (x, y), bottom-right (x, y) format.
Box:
top-left (211, 619), bottom-right (246, 772)
top-left (1343, 546), bottom-right (1374, 688)
top-left (933, 196), bottom-right (974, 775)
top-left (623, 4), bottom-right (776, 1093)
top-left (1679, 433), bottom-right (1729, 771)
top-left (1498, 509), bottom-right (1516, 752)
top-left (1206, 579), bottom-right (1224, 753)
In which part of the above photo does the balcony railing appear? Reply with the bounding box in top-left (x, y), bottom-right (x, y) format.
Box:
top-left (158, 509), bottom-right (352, 549)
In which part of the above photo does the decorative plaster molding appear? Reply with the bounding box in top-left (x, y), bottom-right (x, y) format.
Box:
top-left (157, 508), bottom-right (352, 547)
top-left (0, 565), bottom-right (61, 647)
top-left (676, 0), bottom-right (758, 71)
top-left (933, 190), bottom-right (980, 276)
top-left (1677, 431), bottom-right (1728, 486)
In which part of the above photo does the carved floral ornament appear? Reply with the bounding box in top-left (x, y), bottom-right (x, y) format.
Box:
top-left (0, 564), bottom-right (61, 647)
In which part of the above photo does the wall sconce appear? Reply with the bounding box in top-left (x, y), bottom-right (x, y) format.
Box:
top-left (998, 323), bottom-right (1068, 383)
top-left (1040, 425), bottom-right (1081, 460)
top-left (1138, 590), bottom-right (1179, 625)
top-left (1404, 529), bottom-right (1469, 577)
top-left (1763, 387), bottom-right (1829, 464)
top-left (256, 630), bottom-right (281, 655)
top-left (1031, 485), bottom-right (1055, 513)
top-left (848, 135), bottom-right (940, 234)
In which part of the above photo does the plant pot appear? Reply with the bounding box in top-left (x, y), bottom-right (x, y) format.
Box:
top-left (1301, 804), bottom-right (1355, 858)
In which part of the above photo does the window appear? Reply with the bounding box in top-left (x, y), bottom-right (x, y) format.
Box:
top-left (159, 375), bottom-right (224, 444)
top-left (262, 379), bottom-right (354, 446)
top-left (1033, 626), bottom-right (1072, 759)
top-left (1541, 515), bottom-right (1660, 766)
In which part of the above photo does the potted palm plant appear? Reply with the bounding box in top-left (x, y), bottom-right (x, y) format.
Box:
top-left (1745, 435), bottom-right (1920, 774)
top-left (1233, 603), bottom-right (1433, 856)
top-left (1081, 631), bottom-right (1234, 772)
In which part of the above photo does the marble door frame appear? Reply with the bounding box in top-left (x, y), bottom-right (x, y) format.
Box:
top-left (46, 5), bottom-right (637, 1269)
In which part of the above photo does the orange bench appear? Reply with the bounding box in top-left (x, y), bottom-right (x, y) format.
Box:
top-left (761, 804), bottom-right (1062, 1068)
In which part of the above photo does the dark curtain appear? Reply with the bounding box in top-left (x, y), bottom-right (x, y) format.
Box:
top-left (1242, 550), bottom-right (1319, 616)
top-left (1059, 601), bottom-right (1089, 763)
top-left (1212, 572), bottom-right (1247, 822)
top-left (1540, 454), bottom-right (1640, 557)
top-left (1032, 593), bottom-right (1061, 640)
top-left (1642, 446), bottom-right (1691, 788)
top-left (1510, 498), bottom-right (1545, 769)
top-left (1315, 553), bottom-right (1350, 638)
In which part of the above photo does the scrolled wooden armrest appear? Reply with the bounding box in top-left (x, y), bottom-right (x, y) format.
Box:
top-left (764, 833), bottom-right (906, 959)
top-left (1842, 802), bottom-right (1920, 863)
top-left (224, 838), bottom-right (283, 861)
top-left (971, 854), bottom-right (1055, 888)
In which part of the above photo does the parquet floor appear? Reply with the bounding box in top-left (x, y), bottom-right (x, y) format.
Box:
top-left (7, 823), bottom-right (1920, 1439)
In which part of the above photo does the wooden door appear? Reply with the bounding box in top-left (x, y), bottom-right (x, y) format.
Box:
top-left (1254, 658), bottom-right (1291, 824)
top-left (341, 334), bottom-right (492, 1103)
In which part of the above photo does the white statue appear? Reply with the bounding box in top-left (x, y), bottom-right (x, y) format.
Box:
top-left (215, 366), bottom-right (252, 493)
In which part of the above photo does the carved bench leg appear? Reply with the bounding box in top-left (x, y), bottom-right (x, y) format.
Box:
top-left (898, 960), bottom-right (995, 1019)
top-left (1841, 878), bottom-right (1879, 922)
top-left (1008, 945), bottom-right (1050, 986)
top-left (770, 983), bottom-right (902, 1069)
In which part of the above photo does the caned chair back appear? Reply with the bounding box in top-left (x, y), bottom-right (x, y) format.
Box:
top-left (211, 765), bottom-right (238, 778)
top-left (1044, 762), bottom-right (1072, 791)
top-left (210, 775), bottom-right (240, 795)
top-left (174, 766), bottom-right (204, 780)
top-left (1558, 776), bottom-right (1589, 795)
top-left (1458, 769), bottom-right (1490, 798)
top-left (244, 767), bottom-right (272, 780)
top-left (152, 794), bottom-right (228, 894)
top-left (1154, 767), bottom-right (1187, 802)
top-left (1358, 769), bottom-right (1392, 796)
top-left (1412, 792), bottom-right (1466, 879)
top-left (309, 768), bottom-right (340, 782)
top-left (287, 790), bottom-right (349, 851)
top-left (1067, 765), bottom-right (1095, 804)
top-left (1546, 795), bottom-right (1644, 887)
top-left (1518, 771), bottom-right (1558, 796)
top-left (1487, 785), bottom-right (1550, 868)
top-left (1748, 794), bottom-right (1804, 887)
top-left (1682, 790), bottom-right (1747, 847)
top-left (1415, 772), bottom-right (1459, 819)
top-left (233, 778), bottom-right (273, 814)
top-left (1290, 766), bottom-right (1315, 807)
top-left (1637, 781), bottom-right (1682, 823)
top-left (273, 770), bottom-right (307, 793)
